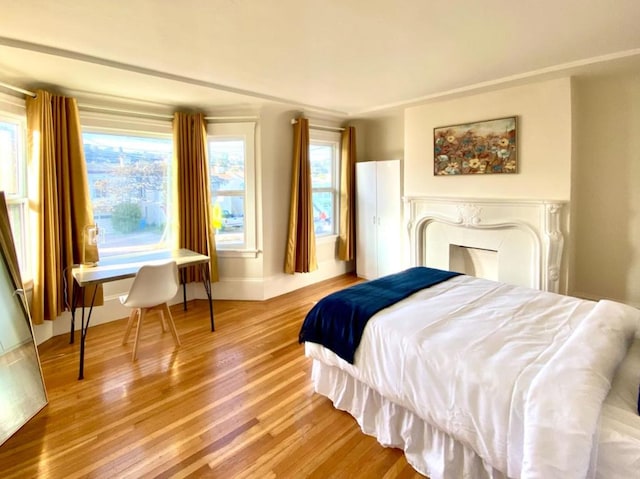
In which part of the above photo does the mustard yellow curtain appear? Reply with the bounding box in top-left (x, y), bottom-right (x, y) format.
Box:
top-left (173, 112), bottom-right (218, 283)
top-left (338, 126), bottom-right (357, 261)
top-left (26, 89), bottom-right (102, 324)
top-left (285, 118), bottom-right (317, 273)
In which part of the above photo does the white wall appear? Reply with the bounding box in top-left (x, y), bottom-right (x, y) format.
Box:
top-left (352, 110), bottom-right (404, 163)
top-left (401, 78), bottom-right (573, 293)
top-left (571, 72), bottom-right (640, 307)
top-left (207, 72), bottom-right (640, 309)
top-left (404, 78), bottom-right (573, 200)
top-left (258, 105), bottom-right (352, 299)
top-left (359, 73), bottom-right (640, 308)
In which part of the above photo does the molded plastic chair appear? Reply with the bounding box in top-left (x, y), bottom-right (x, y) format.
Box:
top-left (120, 261), bottom-right (181, 361)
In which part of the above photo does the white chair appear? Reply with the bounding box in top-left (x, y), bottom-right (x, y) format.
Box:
top-left (120, 261), bottom-right (181, 361)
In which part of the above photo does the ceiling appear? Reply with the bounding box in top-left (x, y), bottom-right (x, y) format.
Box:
top-left (0, 0), bottom-right (639, 117)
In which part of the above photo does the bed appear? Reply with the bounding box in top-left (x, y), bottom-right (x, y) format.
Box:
top-left (299, 268), bottom-right (640, 479)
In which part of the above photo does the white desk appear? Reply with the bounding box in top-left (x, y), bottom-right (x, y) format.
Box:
top-left (71, 248), bottom-right (214, 379)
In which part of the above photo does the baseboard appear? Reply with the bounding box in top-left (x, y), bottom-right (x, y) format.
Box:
top-left (190, 260), bottom-right (353, 301)
top-left (261, 260), bottom-right (353, 300)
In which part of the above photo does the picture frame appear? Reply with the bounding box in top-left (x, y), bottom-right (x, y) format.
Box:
top-left (433, 116), bottom-right (517, 175)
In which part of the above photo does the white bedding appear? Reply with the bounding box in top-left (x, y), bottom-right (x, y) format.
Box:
top-left (304, 275), bottom-right (640, 478)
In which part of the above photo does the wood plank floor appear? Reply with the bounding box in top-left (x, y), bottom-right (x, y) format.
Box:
top-left (0, 274), bottom-right (426, 478)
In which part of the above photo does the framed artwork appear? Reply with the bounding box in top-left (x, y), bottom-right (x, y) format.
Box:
top-left (434, 116), bottom-right (517, 175)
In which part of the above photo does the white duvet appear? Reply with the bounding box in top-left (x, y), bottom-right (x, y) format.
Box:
top-left (305, 275), bottom-right (640, 478)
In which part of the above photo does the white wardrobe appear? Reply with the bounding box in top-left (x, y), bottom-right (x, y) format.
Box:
top-left (355, 159), bottom-right (402, 279)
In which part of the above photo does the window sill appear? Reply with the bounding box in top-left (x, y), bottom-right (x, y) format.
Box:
top-left (216, 249), bottom-right (261, 259)
top-left (316, 234), bottom-right (338, 245)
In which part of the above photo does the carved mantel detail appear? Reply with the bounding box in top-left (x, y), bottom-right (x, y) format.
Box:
top-left (403, 197), bottom-right (568, 293)
top-left (456, 204), bottom-right (482, 226)
top-left (543, 202), bottom-right (564, 292)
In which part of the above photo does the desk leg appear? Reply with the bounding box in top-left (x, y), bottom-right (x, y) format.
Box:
top-left (78, 285), bottom-right (99, 380)
top-left (69, 280), bottom-right (80, 344)
top-left (200, 263), bottom-right (214, 331)
top-left (181, 269), bottom-right (187, 311)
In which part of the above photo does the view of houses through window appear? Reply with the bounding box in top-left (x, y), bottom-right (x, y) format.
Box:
top-left (206, 122), bottom-right (256, 252)
top-left (82, 131), bottom-right (173, 257)
top-left (310, 132), bottom-right (340, 237)
top-left (208, 138), bottom-right (245, 246)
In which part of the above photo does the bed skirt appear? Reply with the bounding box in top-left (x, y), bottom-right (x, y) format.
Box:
top-left (311, 359), bottom-right (509, 479)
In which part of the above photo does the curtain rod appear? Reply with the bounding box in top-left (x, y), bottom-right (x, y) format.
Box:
top-left (0, 81), bottom-right (258, 122)
top-left (290, 118), bottom-right (345, 132)
top-left (0, 80), bottom-right (36, 97)
top-left (82, 104), bottom-right (258, 121)
top-left (80, 104), bottom-right (173, 119)
top-left (80, 104), bottom-right (258, 122)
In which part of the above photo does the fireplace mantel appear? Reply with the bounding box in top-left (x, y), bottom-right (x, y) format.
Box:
top-left (403, 196), bottom-right (568, 293)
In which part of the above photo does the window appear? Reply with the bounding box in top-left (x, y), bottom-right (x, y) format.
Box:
top-left (207, 122), bottom-right (256, 254)
top-left (82, 130), bottom-right (173, 257)
top-left (0, 114), bottom-right (29, 275)
top-left (310, 130), bottom-right (340, 237)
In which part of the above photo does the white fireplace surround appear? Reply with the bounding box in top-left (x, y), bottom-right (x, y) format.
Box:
top-left (404, 197), bottom-right (568, 293)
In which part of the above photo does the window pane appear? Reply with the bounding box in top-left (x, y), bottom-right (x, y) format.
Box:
top-left (83, 132), bottom-right (172, 256)
top-left (7, 201), bottom-right (27, 273)
top-left (312, 191), bottom-right (333, 235)
top-left (0, 121), bottom-right (19, 195)
top-left (209, 138), bottom-right (246, 246)
top-left (310, 144), bottom-right (333, 188)
top-left (310, 138), bottom-right (338, 237)
top-left (1, 118), bottom-right (28, 276)
top-left (209, 139), bottom-right (245, 191)
top-left (211, 195), bottom-right (244, 245)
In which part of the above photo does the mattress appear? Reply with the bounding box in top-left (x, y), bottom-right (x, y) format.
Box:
top-left (304, 275), bottom-right (640, 478)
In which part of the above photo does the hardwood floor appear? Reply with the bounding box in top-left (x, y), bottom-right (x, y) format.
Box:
top-left (0, 274), bottom-right (425, 478)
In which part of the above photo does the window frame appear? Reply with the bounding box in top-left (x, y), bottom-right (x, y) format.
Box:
top-left (309, 129), bottom-right (341, 239)
top-left (0, 94), bottom-right (30, 278)
top-left (80, 111), bottom-right (175, 258)
top-left (207, 122), bottom-right (257, 258)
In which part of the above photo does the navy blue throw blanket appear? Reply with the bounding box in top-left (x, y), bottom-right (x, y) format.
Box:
top-left (299, 267), bottom-right (461, 364)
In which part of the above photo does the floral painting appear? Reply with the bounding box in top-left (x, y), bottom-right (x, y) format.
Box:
top-left (433, 116), bottom-right (517, 175)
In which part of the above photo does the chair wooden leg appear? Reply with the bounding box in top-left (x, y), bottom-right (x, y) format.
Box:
top-left (158, 309), bottom-right (168, 332)
top-left (123, 309), bottom-right (138, 345)
top-left (132, 308), bottom-right (147, 361)
top-left (162, 303), bottom-right (181, 347)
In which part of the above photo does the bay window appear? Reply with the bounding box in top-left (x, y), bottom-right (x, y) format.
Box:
top-left (1, 98), bottom-right (260, 268)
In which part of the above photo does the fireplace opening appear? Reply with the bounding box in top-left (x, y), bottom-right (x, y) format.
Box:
top-left (449, 244), bottom-right (498, 281)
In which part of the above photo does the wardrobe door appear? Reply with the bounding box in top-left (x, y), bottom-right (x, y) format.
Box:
top-left (355, 160), bottom-right (401, 279)
top-left (355, 161), bottom-right (378, 279)
top-left (375, 160), bottom-right (401, 278)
